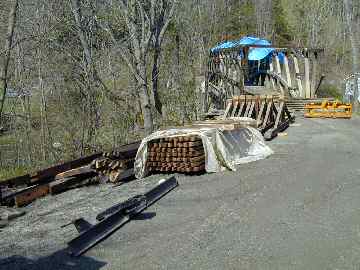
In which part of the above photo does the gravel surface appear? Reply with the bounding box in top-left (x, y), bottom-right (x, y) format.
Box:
top-left (1, 115), bottom-right (360, 269)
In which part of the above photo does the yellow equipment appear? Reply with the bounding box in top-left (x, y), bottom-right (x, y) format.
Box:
top-left (304, 100), bottom-right (352, 119)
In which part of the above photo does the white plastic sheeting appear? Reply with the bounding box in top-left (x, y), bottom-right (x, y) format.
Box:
top-left (135, 127), bottom-right (273, 179)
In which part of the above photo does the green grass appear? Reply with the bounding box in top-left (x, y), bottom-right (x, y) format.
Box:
top-left (0, 166), bottom-right (30, 181)
top-left (0, 133), bottom-right (17, 146)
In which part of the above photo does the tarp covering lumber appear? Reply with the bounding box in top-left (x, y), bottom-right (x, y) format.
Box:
top-left (135, 127), bottom-right (273, 178)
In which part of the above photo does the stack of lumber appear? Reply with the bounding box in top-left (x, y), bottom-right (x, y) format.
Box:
top-left (0, 141), bottom-right (140, 207)
top-left (91, 155), bottom-right (134, 183)
top-left (90, 141), bottom-right (140, 183)
top-left (0, 152), bottom-right (102, 207)
top-left (146, 136), bottom-right (205, 174)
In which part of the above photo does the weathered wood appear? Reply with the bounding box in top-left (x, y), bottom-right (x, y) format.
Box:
top-left (293, 55), bottom-right (304, 98)
top-left (32, 152), bottom-right (102, 183)
top-left (231, 101), bottom-right (239, 117)
top-left (311, 57), bottom-right (318, 98)
top-left (15, 184), bottom-right (49, 207)
top-left (55, 166), bottom-right (95, 180)
top-left (274, 55), bottom-right (284, 94)
top-left (50, 177), bottom-right (90, 195)
top-left (269, 63), bottom-right (276, 90)
top-left (283, 55), bottom-right (292, 87)
top-left (304, 57), bottom-right (311, 98)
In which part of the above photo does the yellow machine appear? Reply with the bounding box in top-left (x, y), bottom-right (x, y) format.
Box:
top-left (304, 100), bottom-right (352, 119)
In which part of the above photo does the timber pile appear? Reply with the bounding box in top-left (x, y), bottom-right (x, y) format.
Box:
top-left (90, 155), bottom-right (134, 183)
top-left (146, 136), bottom-right (205, 174)
top-left (0, 141), bottom-right (140, 207)
top-left (223, 95), bottom-right (295, 140)
top-left (90, 141), bottom-right (140, 183)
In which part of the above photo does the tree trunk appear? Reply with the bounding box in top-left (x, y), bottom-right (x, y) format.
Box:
top-left (138, 64), bottom-right (154, 135)
top-left (152, 42), bottom-right (163, 114)
top-left (0, 0), bottom-right (19, 125)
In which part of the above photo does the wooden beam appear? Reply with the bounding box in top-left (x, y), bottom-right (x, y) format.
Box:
top-left (14, 184), bottom-right (49, 207)
top-left (54, 166), bottom-right (95, 180)
top-left (269, 62), bottom-right (276, 90)
top-left (293, 56), bottom-right (304, 98)
top-left (311, 57), bottom-right (318, 98)
top-left (49, 176), bottom-right (97, 195)
top-left (304, 57), bottom-right (311, 98)
top-left (274, 55), bottom-right (284, 94)
top-left (283, 56), bottom-right (292, 87)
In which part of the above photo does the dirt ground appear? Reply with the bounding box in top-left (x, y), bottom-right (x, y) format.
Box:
top-left (1, 115), bottom-right (360, 270)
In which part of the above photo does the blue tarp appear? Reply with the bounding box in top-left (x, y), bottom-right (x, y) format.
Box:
top-left (211, 36), bottom-right (276, 61)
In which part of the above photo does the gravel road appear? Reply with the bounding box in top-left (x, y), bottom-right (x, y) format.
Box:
top-left (1, 115), bottom-right (360, 270)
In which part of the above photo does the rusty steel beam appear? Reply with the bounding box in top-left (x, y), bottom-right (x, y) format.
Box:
top-left (66, 176), bottom-right (179, 257)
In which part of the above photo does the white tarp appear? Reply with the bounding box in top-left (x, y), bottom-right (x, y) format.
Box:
top-left (135, 127), bottom-right (273, 179)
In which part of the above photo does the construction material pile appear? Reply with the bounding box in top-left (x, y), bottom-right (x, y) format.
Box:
top-left (223, 95), bottom-right (295, 140)
top-left (146, 136), bottom-right (205, 174)
top-left (90, 141), bottom-right (140, 183)
top-left (91, 153), bottom-right (134, 183)
top-left (0, 142), bottom-right (141, 208)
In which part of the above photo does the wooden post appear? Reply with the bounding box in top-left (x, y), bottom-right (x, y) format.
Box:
top-left (269, 62), bottom-right (276, 90)
top-left (304, 56), bottom-right (311, 98)
top-left (275, 55), bottom-right (284, 94)
top-left (283, 55), bottom-right (292, 87)
top-left (311, 54), bottom-right (318, 98)
top-left (293, 55), bottom-right (304, 98)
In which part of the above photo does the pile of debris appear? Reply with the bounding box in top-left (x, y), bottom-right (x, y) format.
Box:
top-left (90, 142), bottom-right (139, 183)
top-left (0, 142), bottom-right (140, 208)
top-left (146, 136), bottom-right (205, 173)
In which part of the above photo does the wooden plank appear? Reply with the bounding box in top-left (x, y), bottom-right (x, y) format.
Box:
top-left (283, 55), bottom-right (292, 87)
top-left (257, 99), bottom-right (266, 124)
top-left (274, 55), bottom-right (284, 94)
top-left (244, 100), bottom-right (252, 116)
top-left (55, 166), bottom-right (95, 180)
top-left (304, 57), bottom-right (311, 98)
top-left (50, 177), bottom-right (87, 195)
top-left (293, 55), bottom-right (304, 98)
top-left (262, 101), bottom-right (273, 130)
top-left (311, 56), bottom-right (318, 98)
top-left (231, 101), bottom-right (239, 117)
top-left (33, 152), bottom-right (102, 183)
top-left (15, 184), bottom-right (49, 207)
top-left (274, 102), bottom-right (285, 128)
top-left (110, 168), bottom-right (134, 183)
top-left (247, 101), bottom-right (255, 118)
top-left (223, 101), bottom-right (233, 119)
top-left (269, 62), bottom-right (276, 90)
top-left (236, 101), bottom-right (245, 117)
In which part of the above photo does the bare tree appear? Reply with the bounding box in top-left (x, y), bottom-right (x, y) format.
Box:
top-left (151, 0), bottom-right (176, 114)
top-left (0, 0), bottom-right (19, 127)
top-left (101, 0), bottom-right (176, 135)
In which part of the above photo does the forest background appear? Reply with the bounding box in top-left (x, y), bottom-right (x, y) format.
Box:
top-left (0, 0), bottom-right (359, 179)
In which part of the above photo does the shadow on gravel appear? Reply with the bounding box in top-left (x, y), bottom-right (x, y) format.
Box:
top-left (0, 250), bottom-right (107, 270)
